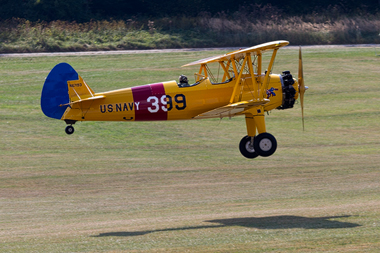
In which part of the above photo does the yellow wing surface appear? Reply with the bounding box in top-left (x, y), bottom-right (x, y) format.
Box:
top-left (182, 40), bottom-right (289, 67)
top-left (184, 40), bottom-right (289, 119)
top-left (194, 99), bottom-right (270, 119)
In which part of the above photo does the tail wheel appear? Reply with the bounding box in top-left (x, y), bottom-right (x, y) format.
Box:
top-left (254, 133), bottom-right (277, 157)
top-left (239, 135), bottom-right (259, 159)
top-left (65, 125), bottom-right (75, 135)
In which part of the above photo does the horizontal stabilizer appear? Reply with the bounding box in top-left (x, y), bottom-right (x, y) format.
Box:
top-left (59, 95), bottom-right (105, 107)
top-left (194, 99), bottom-right (269, 119)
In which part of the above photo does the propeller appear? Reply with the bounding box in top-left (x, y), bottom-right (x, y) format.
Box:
top-left (298, 47), bottom-right (308, 131)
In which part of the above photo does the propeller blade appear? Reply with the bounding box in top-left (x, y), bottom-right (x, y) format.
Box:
top-left (298, 47), bottom-right (306, 131)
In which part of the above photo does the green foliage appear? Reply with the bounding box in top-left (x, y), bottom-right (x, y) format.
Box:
top-left (1, 13), bottom-right (380, 53)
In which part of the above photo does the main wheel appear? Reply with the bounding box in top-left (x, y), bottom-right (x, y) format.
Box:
top-left (254, 133), bottom-right (277, 157)
top-left (65, 125), bottom-right (75, 135)
top-left (239, 135), bottom-right (259, 159)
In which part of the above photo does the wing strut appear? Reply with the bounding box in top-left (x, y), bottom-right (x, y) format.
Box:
top-left (229, 56), bottom-right (248, 104)
top-left (260, 48), bottom-right (278, 99)
top-left (220, 61), bottom-right (231, 82)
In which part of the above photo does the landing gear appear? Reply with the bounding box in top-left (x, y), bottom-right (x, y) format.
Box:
top-left (64, 120), bottom-right (76, 135)
top-left (239, 133), bottom-right (277, 158)
top-left (239, 136), bottom-right (259, 159)
top-left (254, 133), bottom-right (277, 157)
top-left (65, 125), bottom-right (74, 135)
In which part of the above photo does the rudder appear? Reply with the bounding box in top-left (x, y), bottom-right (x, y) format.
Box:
top-left (41, 63), bottom-right (78, 119)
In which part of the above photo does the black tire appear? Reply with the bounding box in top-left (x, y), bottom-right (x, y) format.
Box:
top-left (254, 133), bottom-right (277, 157)
top-left (239, 135), bottom-right (259, 159)
top-left (65, 125), bottom-right (75, 135)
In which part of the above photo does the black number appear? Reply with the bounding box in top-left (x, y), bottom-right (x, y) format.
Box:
top-left (166, 95), bottom-right (173, 111)
top-left (175, 94), bottom-right (186, 110)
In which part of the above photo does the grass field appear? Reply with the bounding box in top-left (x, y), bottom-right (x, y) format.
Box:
top-left (1, 46), bottom-right (380, 252)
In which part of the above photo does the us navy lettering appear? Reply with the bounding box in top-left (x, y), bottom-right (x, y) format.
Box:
top-left (100, 102), bottom-right (140, 113)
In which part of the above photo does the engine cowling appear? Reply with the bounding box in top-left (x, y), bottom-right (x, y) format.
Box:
top-left (277, 71), bottom-right (297, 110)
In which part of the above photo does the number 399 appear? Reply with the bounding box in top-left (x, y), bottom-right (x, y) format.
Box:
top-left (147, 94), bottom-right (186, 113)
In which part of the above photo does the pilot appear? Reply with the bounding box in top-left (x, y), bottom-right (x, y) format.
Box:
top-left (178, 74), bottom-right (189, 87)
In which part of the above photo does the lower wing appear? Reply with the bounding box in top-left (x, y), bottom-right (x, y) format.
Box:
top-left (194, 99), bottom-right (270, 119)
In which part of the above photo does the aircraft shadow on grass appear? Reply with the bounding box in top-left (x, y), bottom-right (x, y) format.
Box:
top-left (94, 215), bottom-right (360, 237)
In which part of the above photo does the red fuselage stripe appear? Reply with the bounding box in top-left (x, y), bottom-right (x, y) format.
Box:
top-left (131, 83), bottom-right (167, 121)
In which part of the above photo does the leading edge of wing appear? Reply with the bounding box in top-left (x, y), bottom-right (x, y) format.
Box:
top-left (194, 99), bottom-right (270, 119)
top-left (182, 40), bottom-right (289, 67)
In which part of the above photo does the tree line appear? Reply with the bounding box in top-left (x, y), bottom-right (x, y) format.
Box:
top-left (1, 0), bottom-right (379, 22)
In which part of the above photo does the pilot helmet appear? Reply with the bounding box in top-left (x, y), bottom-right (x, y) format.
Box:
top-left (179, 75), bottom-right (188, 83)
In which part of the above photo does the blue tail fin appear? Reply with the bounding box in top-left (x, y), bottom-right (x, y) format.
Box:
top-left (41, 63), bottom-right (78, 119)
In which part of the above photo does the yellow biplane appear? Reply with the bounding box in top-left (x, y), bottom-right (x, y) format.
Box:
top-left (41, 40), bottom-right (307, 158)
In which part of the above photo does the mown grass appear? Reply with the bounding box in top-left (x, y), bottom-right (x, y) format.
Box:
top-left (1, 13), bottom-right (380, 53)
top-left (1, 46), bottom-right (380, 252)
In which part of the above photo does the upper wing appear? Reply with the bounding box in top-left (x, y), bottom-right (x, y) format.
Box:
top-left (194, 99), bottom-right (270, 119)
top-left (183, 40), bottom-right (289, 67)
